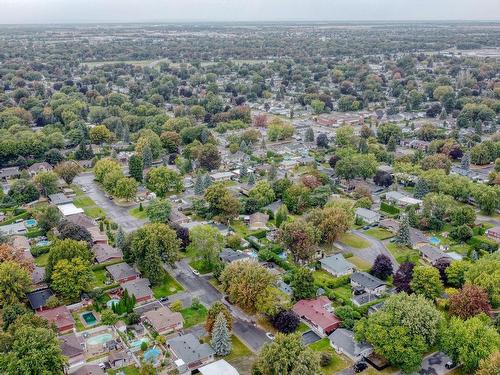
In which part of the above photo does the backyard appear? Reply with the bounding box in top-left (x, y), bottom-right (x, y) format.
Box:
top-left (309, 338), bottom-right (351, 373)
top-left (386, 243), bottom-right (420, 264)
top-left (180, 305), bottom-right (208, 328)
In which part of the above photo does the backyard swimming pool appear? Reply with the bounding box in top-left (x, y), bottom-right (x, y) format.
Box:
top-left (144, 347), bottom-right (161, 363)
top-left (106, 299), bottom-right (120, 309)
top-left (82, 311), bottom-right (98, 326)
top-left (429, 236), bottom-right (440, 245)
top-left (130, 337), bottom-right (149, 348)
top-left (36, 240), bottom-right (50, 247)
top-left (24, 219), bottom-right (37, 227)
top-left (87, 333), bottom-right (113, 346)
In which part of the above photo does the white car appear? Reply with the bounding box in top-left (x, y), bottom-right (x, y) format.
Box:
top-left (191, 268), bottom-right (200, 276)
top-left (266, 332), bottom-right (275, 340)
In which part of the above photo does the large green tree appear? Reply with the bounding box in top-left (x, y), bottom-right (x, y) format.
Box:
top-left (145, 198), bottom-right (172, 223)
top-left (0, 261), bottom-right (31, 306)
top-left (51, 257), bottom-right (93, 301)
top-left (187, 224), bottom-right (224, 270)
top-left (410, 266), bottom-right (444, 300)
top-left (146, 166), bottom-right (182, 197)
top-left (46, 239), bottom-right (92, 279)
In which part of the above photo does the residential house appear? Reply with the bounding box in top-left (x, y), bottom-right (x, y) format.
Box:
top-left (31, 265), bottom-right (47, 290)
top-left (410, 228), bottom-right (429, 248)
top-left (355, 208), bottom-right (380, 225)
top-left (59, 333), bottom-right (85, 368)
top-left (0, 166), bottom-right (20, 180)
top-left (27, 288), bottom-right (54, 311)
top-left (350, 272), bottom-right (386, 306)
top-left (329, 328), bottom-right (373, 362)
top-left (418, 244), bottom-right (451, 265)
top-left (209, 171), bottom-right (235, 182)
top-left (320, 254), bottom-right (355, 277)
top-left (65, 213), bottom-right (96, 229)
top-left (167, 333), bottom-right (216, 371)
top-left (292, 296), bottom-right (341, 336)
top-left (70, 365), bottom-right (106, 375)
top-left (88, 227), bottom-right (108, 244)
top-left (48, 193), bottom-right (73, 206)
top-left (108, 351), bottom-right (130, 368)
top-left (486, 226), bottom-right (500, 242)
top-left (37, 306), bottom-right (75, 333)
top-left (142, 306), bottom-right (183, 334)
top-left (219, 248), bottom-right (252, 264)
top-left (57, 203), bottom-right (85, 217)
top-left (121, 278), bottom-right (153, 303)
top-left (385, 191), bottom-right (422, 207)
top-left (199, 360), bottom-right (239, 375)
top-left (93, 243), bottom-right (123, 264)
top-left (248, 212), bottom-right (269, 230)
top-left (379, 218), bottom-right (400, 233)
top-left (28, 162), bottom-right (53, 177)
top-left (106, 263), bottom-right (139, 283)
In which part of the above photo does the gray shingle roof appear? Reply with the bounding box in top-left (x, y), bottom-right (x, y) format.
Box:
top-left (329, 328), bottom-right (372, 358)
top-left (350, 272), bottom-right (386, 289)
top-left (168, 333), bottom-right (215, 365)
top-left (320, 254), bottom-right (354, 274)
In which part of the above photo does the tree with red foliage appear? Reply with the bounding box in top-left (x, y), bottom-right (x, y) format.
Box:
top-left (272, 309), bottom-right (300, 334)
top-left (393, 262), bottom-right (415, 293)
top-left (253, 113), bottom-right (268, 128)
top-left (328, 155), bottom-right (340, 169)
top-left (371, 254), bottom-right (393, 280)
top-left (434, 257), bottom-right (451, 284)
top-left (449, 284), bottom-right (491, 319)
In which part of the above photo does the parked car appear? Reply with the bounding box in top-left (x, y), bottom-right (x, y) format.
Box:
top-left (353, 362), bottom-right (368, 373)
top-left (159, 297), bottom-right (169, 303)
top-left (363, 225), bottom-right (370, 230)
top-left (266, 332), bottom-right (275, 340)
top-left (191, 268), bottom-right (200, 276)
top-left (445, 361), bottom-right (455, 369)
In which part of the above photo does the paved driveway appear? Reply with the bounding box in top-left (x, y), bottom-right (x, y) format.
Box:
top-left (73, 172), bottom-right (147, 233)
top-left (416, 352), bottom-right (454, 375)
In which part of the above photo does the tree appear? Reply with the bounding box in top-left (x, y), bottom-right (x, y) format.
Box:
top-left (220, 260), bottom-right (276, 312)
top-left (0, 325), bottom-right (67, 374)
top-left (449, 224), bottom-right (473, 242)
top-left (445, 260), bottom-right (470, 288)
top-left (51, 257), bottom-right (93, 301)
top-left (34, 171), bottom-right (59, 197)
top-left (198, 143), bottom-right (221, 171)
top-left (355, 293), bottom-right (443, 374)
top-left (396, 214), bottom-right (411, 246)
top-left (0, 261), bottom-right (31, 306)
top-left (206, 301), bottom-right (232, 335)
top-left (253, 333), bottom-right (320, 375)
top-left (130, 223), bottom-right (180, 284)
top-left (45, 148), bottom-right (64, 166)
top-left (247, 172), bottom-right (255, 185)
top-left (128, 154), bottom-right (143, 182)
top-left (471, 185), bottom-right (500, 215)
top-left (377, 123), bottom-right (402, 144)
top-left (160, 131), bottom-right (181, 153)
top-left (194, 175), bottom-right (204, 195)
top-left (411, 266), bottom-right (444, 300)
top-left (146, 166), bottom-right (182, 197)
top-left (204, 182), bottom-right (241, 223)
top-left (335, 305), bottom-right (361, 330)
top-left (290, 267), bottom-right (316, 300)
top-left (135, 130), bottom-right (162, 160)
top-left (145, 198), bottom-right (172, 223)
top-left (100, 309), bottom-right (119, 326)
top-left (476, 351), bottom-right (500, 375)
top-left (249, 180), bottom-right (275, 208)
top-left (272, 310), bottom-right (300, 333)
top-left (46, 238), bottom-right (92, 279)
top-left (449, 284), bottom-right (492, 319)
top-left (114, 177), bottom-right (138, 201)
top-left (142, 145), bottom-right (153, 168)
top-left (316, 133), bottom-right (328, 148)
top-left (440, 314), bottom-right (500, 373)
top-left (8, 179), bottom-right (39, 204)
top-left (169, 300), bottom-right (183, 312)
top-left (414, 178), bottom-right (429, 199)
top-left (211, 312), bottom-right (231, 356)
top-left (267, 118), bottom-right (294, 141)
top-left (187, 225), bottom-right (224, 270)
top-left (90, 125), bottom-right (113, 144)
top-left (57, 220), bottom-right (92, 246)
top-left (0, 244), bottom-right (33, 272)
top-left (275, 204), bottom-right (288, 228)
top-left (36, 205), bottom-right (61, 234)
top-left (1, 303), bottom-right (28, 331)
top-left (393, 262), bottom-right (415, 293)
top-left (115, 226), bottom-right (125, 250)
top-left (304, 127), bottom-right (314, 142)
top-left (371, 254), bottom-right (393, 280)
top-left (54, 161), bottom-right (81, 185)
top-left (94, 158), bottom-right (122, 183)
top-left (464, 253), bottom-right (500, 306)
top-left (279, 219), bottom-right (319, 264)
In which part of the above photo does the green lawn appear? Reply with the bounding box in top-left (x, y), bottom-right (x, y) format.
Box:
top-left (449, 243), bottom-right (471, 256)
top-left (296, 322), bottom-right (310, 334)
top-left (189, 259), bottom-right (213, 274)
top-left (313, 269), bottom-right (336, 285)
top-left (108, 365), bottom-right (140, 375)
top-left (226, 335), bottom-right (253, 360)
top-left (386, 243), bottom-right (420, 263)
top-left (180, 305), bottom-right (208, 328)
top-left (332, 285), bottom-right (352, 300)
top-left (347, 255), bottom-right (371, 271)
top-left (72, 186), bottom-right (106, 218)
top-left (34, 252), bottom-right (49, 267)
top-left (339, 233), bottom-right (369, 249)
top-left (365, 228), bottom-right (394, 240)
top-left (309, 338), bottom-right (351, 373)
top-left (71, 312), bottom-right (86, 332)
top-left (152, 271), bottom-right (184, 298)
top-left (129, 206), bottom-right (148, 219)
top-left (91, 269), bottom-right (109, 289)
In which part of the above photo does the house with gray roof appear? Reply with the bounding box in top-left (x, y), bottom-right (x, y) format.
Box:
top-left (329, 328), bottom-right (373, 362)
top-left (121, 278), bottom-right (153, 304)
top-left (0, 167), bottom-right (20, 180)
top-left (48, 193), bottom-right (73, 206)
top-left (167, 333), bottom-right (215, 371)
top-left (219, 248), bottom-right (251, 264)
top-left (418, 244), bottom-right (451, 265)
top-left (350, 272), bottom-right (386, 306)
top-left (355, 208), bottom-right (380, 225)
top-left (107, 262), bottom-right (138, 283)
top-left (320, 254), bottom-right (355, 277)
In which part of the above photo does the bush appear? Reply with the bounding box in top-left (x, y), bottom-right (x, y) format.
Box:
top-left (469, 236), bottom-right (498, 253)
top-left (320, 352), bottom-right (333, 367)
top-left (140, 341), bottom-right (148, 351)
top-left (30, 245), bottom-right (50, 257)
top-left (169, 300), bottom-right (183, 312)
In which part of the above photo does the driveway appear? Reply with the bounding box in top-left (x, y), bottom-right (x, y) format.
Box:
top-left (414, 352), bottom-right (454, 375)
top-left (73, 172), bottom-right (147, 233)
top-left (165, 260), bottom-right (270, 352)
top-left (335, 229), bottom-right (398, 269)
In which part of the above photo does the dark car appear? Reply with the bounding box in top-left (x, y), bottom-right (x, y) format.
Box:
top-left (353, 362), bottom-right (368, 373)
top-left (445, 361), bottom-right (455, 369)
top-left (363, 226), bottom-right (371, 230)
top-left (159, 297), bottom-right (169, 303)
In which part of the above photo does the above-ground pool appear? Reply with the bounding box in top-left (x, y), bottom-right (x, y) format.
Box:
top-left (87, 333), bottom-right (113, 346)
top-left (106, 299), bottom-right (120, 309)
top-left (36, 240), bottom-right (50, 247)
top-left (24, 219), bottom-right (37, 227)
top-left (82, 312), bottom-right (98, 326)
top-left (429, 236), bottom-right (440, 245)
top-left (130, 337), bottom-right (149, 348)
top-left (144, 347), bottom-right (161, 363)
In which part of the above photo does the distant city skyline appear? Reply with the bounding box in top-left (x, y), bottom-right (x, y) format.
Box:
top-left (1, 0), bottom-right (499, 24)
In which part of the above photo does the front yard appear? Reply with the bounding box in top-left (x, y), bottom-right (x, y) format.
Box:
top-left (72, 185), bottom-right (106, 218)
top-left (386, 243), bottom-right (420, 264)
top-left (151, 271), bottom-right (184, 299)
top-left (129, 206), bottom-right (148, 219)
top-left (180, 305), bottom-right (208, 328)
top-left (309, 338), bottom-right (352, 374)
top-left (365, 228), bottom-right (394, 240)
top-left (339, 233), bottom-right (369, 249)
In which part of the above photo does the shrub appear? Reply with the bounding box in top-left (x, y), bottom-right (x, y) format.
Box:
top-left (169, 300), bottom-right (183, 312)
top-left (381, 201), bottom-right (400, 215)
top-left (320, 352), bottom-right (333, 367)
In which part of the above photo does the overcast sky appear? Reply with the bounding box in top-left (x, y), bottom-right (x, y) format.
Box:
top-left (1, 0), bottom-right (499, 24)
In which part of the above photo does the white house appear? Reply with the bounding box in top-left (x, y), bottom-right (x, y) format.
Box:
top-left (355, 208), bottom-right (380, 224)
top-left (319, 254), bottom-right (355, 277)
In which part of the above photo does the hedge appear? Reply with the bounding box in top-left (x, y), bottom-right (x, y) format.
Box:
top-left (380, 201), bottom-right (400, 215)
top-left (31, 245), bottom-right (50, 257)
top-left (0, 211), bottom-right (30, 226)
top-left (468, 235), bottom-right (498, 253)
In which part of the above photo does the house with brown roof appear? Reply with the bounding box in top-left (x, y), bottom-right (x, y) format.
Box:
top-left (65, 213), bottom-right (96, 229)
top-left (108, 351), bottom-right (130, 368)
top-left (292, 296), bottom-right (340, 336)
top-left (37, 306), bottom-right (75, 333)
top-left (106, 262), bottom-right (139, 283)
top-left (93, 243), bottom-right (123, 264)
top-left (121, 278), bottom-right (153, 304)
top-left (70, 364), bottom-right (105, 375)
top-left (486, 226), bottom-right (500, 242)
top-left (59, 333), bottom-right (85, 368)
top-left (142, 305), bottom-right (183, 334)
top-left (88, 227), bottom-right (108, 245)
top-left (28, 162), bottom-right (53, 177)
top-left (248, 212), bottom-right (269, 230)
